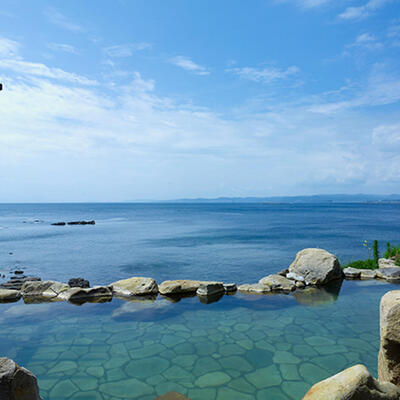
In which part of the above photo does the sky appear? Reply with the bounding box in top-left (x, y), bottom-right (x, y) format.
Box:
top-left (0, 0), bottom-right (400, 202)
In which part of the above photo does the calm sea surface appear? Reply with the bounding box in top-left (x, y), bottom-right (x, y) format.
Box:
top-left (0, 203), bottom-right (400, 400)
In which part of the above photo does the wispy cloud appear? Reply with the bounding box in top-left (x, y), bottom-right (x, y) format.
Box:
top-left (228, 65), bottom-right (299, 84)
top-left (44, 8), bottom-right (84, 33)
top-left (103, 43), bottom-right (151, 58)
top-left (0, 60), bottom-right (97, 85)
top-left (339, 0), bottom-right (392, 20)
top-left (346, 33), bottom-right (383, 50)
top-left (0, 37), bottom-right (20, 58)
top-left (169, 56), bottom-right (210, 75)
top-left (276, 0), bottom-right (332, 9)
top-left (47, 43), bottom-right (79, 54)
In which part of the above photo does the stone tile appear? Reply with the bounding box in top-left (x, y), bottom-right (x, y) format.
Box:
top-left (99, 378), bottom-right (154, 398)
top-left (281, 381), bottom-right (310, 400)
top-left (245, 365), bottom-right (281, 389)
top-left (280, 363), bottom-right (300, 380)
top-left (188, 388), bottom-right (217, 400)
top-left (216, 387), bottom-right (254, 400)
top-left (218, 356), bottom-right (253, 373)
top-left (129, 343), bottom-right (166, 359)
top-left (50, 379), bottom-right (79, 399)
top-left (192, 356), bottom-right (221, 376)
top-left (125, 357), bottom-right (170, 379)
top-left (257, 387), bottom-right (288, 400)
top-left (228, 377), bottom-right (256, 394)
top-left (195, 371), bottom-right (231, 388)
top-left (48, 361), bottom-right (78, 375)
top-left (87, 366), bottom-right (104, 378)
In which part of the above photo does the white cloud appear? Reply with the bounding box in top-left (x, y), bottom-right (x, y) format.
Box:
top-left (169, 56), bottom-right (210, 75)
top-left (103, 43), bottom-right (151, 58)
top-left (372, 124), bottom-right (400, 151)
top-left (44, 8), bottom-right (84, 32)
top-left (0, 37), bottom-right (20, 58)
top-left (228, 65), bottom-right (299, 84)
top-left (339, 0), bottom-right (392, 20)
top-left (47, 43), bottom-right (79, 54)
top-left (1, 47), bottom-right (400, 200)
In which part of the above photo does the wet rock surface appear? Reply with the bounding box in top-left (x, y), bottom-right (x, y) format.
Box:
top-left (378, 290), bottom-right (400, 387)
top-left (302, 364), bottom-right (400, 400)
top-left (111, 277), bottom-right (158, 297)
top-left (0, 357), bottom-right (42, 400)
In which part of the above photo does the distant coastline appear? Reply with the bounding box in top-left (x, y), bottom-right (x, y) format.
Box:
top-left (154, 194), bottom-right (400, 204)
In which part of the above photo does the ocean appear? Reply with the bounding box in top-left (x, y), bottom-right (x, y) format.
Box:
top-left (0, 202), bottom-right (399, 400)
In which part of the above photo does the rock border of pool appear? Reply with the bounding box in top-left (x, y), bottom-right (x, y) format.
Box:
top-left (1, 248), bottom-right (400, 306)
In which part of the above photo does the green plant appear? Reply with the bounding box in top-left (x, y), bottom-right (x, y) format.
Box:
top-left (363, 240), bottom-right (372, 259)
top-left (384, 242), bottom-right (400, 259)
top-left (373, 240), bottom-right (379, 268)
top-left (344, 259), bottom-right (377, 270)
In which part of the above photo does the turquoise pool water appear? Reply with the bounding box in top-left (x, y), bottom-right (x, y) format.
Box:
top-left (0, 279), bottom-right (397, 400)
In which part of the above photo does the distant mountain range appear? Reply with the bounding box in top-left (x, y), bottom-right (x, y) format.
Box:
top-left (161, 194), bottom-right (400, 204)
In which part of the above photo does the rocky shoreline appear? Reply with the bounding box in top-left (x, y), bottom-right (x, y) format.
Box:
top-left (1, 248), bottom-right (400, 307)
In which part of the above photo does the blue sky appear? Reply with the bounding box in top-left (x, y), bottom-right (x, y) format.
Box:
top-left (0, 0), bottom-right (399, 201)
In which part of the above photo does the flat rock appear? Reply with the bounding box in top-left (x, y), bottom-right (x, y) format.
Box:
top-left (59, 286), bottom-right (113, 303)
top-left (376, 268), bottom-right (400, 283)
top-left (258, 274), bottom-right (296, 292)
top-left (360, 269), bottom-right (377, 279)
top-left (343, 267), bottom-right (361, 279)
top-left (0, 357), bottom-right (42, 400)
top-left (302, 364), bottom-right (400, 400)
top-left (289, 248), bottom-right (342, 285)
top-left (21, 280), bottom-right (69, 299)
top-left (159, 280), bottom-right (206, 295)
top-left (196, 283), bottom-right (225, 297)
top-left (0, 289), bottom-right (21, 302)
top-left (286, 272), bottom-right (305, 282)
top-left (237, 283), bottom-right (271, 294)
top-left (378, 290), bottom-right (400, 387)
top-left (111, 277), bottom-right (158, 297)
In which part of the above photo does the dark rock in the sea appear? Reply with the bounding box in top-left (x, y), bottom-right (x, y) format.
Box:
top-left (0, 277), bottom-right (41, 291)
top-left (8, 252), bottom-right (13, 255)
top-left (68, 278), bottom-right (90, 288)
top-left (14, 270), bottom-right (24, 275)
top-left (0, 357), bottom-right (42, 400)
top-left (51, 222), bottom-right (66, 226)
top-left (223, 283), bottom-right (237, 293)
top-left (67, 220), bottom-right (95, 225)
top-left (278, 268), bottom-right (289, 277)
top-left (198, 291), bottom-right (224, 304)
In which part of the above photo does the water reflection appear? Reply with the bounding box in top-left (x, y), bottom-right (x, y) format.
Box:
top-left (293, 279), bottom-right (343, 306)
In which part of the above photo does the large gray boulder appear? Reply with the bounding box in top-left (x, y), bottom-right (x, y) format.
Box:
top-left (289, 248), bottom-right (342, 285)
top-left (21, 281), bottom-right (69, 300)
top-left (0, 357), bottom-right (42, 400)
top-left (378, 290), bottom-right (400, 387)
top-left (110, 277), bottom-right (158, 297)
top-left (302, 364), bottom-right (400, 400)
top-left (258, 274), bottom-right (296, 292)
